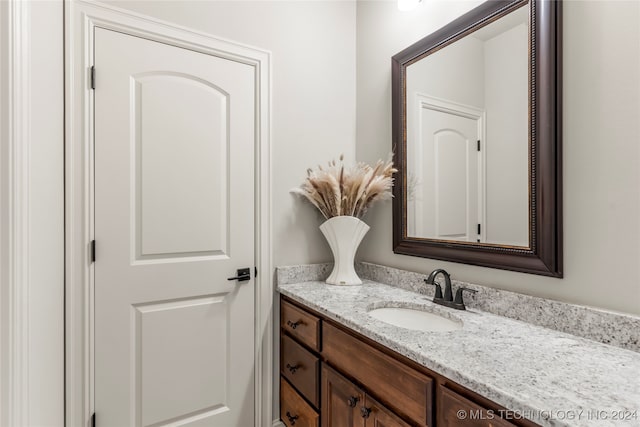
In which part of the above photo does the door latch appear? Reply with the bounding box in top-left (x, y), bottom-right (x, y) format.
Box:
top-left (227, 268), bottom-right (251, 282)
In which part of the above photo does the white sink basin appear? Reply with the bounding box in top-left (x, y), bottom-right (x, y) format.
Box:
top-left (368, 307), bottom-right (462, 332)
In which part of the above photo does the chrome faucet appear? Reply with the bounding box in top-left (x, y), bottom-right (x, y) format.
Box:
top-left (424, 269), bottom-right (476, 310)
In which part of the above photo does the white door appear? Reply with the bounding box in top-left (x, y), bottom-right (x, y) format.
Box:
top-left (94, 28), bottom-right (255, 427)
top-left (417, 107), bottom-right (481, 242)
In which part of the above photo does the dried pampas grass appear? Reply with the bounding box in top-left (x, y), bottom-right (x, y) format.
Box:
top-left (291, 154), bottom-right (397, 219)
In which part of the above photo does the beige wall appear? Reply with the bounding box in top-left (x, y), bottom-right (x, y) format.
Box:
top-left (356, 0), bottom-right (640, 315)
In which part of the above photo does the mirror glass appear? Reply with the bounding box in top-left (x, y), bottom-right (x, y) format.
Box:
top-left (405, 4), bottom-right (529, 247)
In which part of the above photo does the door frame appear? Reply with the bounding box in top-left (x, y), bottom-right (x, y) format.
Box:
top-left (64, 2), bottom-right (273, 426)
top-left (1, 2), bottom-right (32, 425)
top-left (413, 93), bottom-right (486, 242)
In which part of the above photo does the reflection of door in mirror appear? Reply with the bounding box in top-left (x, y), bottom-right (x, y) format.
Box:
top-left (407, 96), bottom-right (483, 243)
top-left (405, 5), bottom-right (530, 247)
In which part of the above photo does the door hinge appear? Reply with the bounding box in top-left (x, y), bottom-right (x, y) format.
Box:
top-left (90, 240), bottom-right (96, 263)
top-left (254, 266), bottom-right (258, 277)
top-left (477, 224), bottom-right (481, 235)
top-left (477, 140), bottom-right (481, 151)
top-left (90, 66), bottom-right (95, 90)
top-left (90, 412), bottom-right (95, 427)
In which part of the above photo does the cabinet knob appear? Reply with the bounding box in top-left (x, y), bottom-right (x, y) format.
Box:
top-left (347, 396), bottom-right (360, 407)
top-left (286, 320), bottom-right (302, 329)
top-left (360, 407), bottom-right (372, 419)
top-left (285, 411), bottom-right (299, 425)
top-left (286, 363), bottom-right (300, 374)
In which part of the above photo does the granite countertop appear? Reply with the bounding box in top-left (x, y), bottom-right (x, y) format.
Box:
top-left (277, 280), bottom-right (640, 427)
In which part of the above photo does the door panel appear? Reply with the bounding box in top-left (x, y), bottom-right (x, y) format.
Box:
top-left (94, 28), bottom-right (255, 427)
top-left (135, 296), bottom-right (229, 426)
top-left (134, 73), bottom-right (230, 259)
top-left (418, 108), bottom-right (479, 241)
top-left (434, 131), bottom-right (467, 238)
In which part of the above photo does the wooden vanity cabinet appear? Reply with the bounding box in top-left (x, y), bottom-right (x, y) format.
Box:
top-left (281, 378), bottom-right (320, 427)
top-left (364, 395), bottom-right (413, 427)
top-left (281, 298), bottom-right (321, 351)
top-left (282, 333), bottom-right (321, 407)
top-left (322, 322), bottom-right (432, 426)
top-left (322, 364), bottom-right (410, 427)
top-left (438, 386), bottom-right (515, 427)
top-left (321, 364), bottom-right (365, 427)
top-left (280, 296), bottom-right (538, 427)
top-left (280, 300), bottom-right (322, 427)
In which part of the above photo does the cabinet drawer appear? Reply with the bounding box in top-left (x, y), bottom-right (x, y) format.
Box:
top-left (322, 322), bottom-right (433, 426)
top-left (438, 386), bottom-right (516, 427)
top-left (281, 377), bottom-right (319, 427)
top-left (281, 334), bottom-right (320, 407)
top-left (281, 299), bottom-right (321, 351)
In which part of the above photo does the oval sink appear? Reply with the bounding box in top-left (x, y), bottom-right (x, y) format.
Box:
top-left (368, 307), bottom-right (462, 332)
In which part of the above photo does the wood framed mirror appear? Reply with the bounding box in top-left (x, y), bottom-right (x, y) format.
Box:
top-left (392, 0), bottom-right (562, 276)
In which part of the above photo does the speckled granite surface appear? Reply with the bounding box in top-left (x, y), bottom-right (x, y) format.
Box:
top-left (277, 278), bottom-right (640, 427)
top-left (276, 263), bottom-right (333, 286)
top-left (276, 262), bottom-right (640, 352)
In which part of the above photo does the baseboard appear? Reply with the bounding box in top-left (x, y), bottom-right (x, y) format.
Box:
top-left (273, 419), bottom-right (285, 427)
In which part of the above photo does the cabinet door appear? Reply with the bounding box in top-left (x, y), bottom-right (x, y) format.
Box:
top-left (438, 386), bottom-right (515, 427)
top-left (322, 364), bottom-right (365, 427)
top-left (362, 395), bottom-right (411, 427)
top-left (323, 322), bottom-right (433, 426)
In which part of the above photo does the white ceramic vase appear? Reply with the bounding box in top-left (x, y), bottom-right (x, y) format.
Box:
top-left (319, 216), bottom-right (370, 286)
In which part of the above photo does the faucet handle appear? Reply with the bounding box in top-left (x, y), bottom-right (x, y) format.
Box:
top-left (424, 278), bottom-right (443, 299)
top-left (454, 287), bottom-right (477, 307)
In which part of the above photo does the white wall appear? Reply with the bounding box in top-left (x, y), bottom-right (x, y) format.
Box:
top-left (483, 23), bottom-right (529, 246)
top-left (0, 1), bottom-right (65, 425)
top-left (406, 35), bottom-right (485, 108)
top-left (29, 4), bottom-right (65, 425)
top-left (0, 4), bottom-right (7, 424)
top-left (356, 0), bottom-right (640, 316)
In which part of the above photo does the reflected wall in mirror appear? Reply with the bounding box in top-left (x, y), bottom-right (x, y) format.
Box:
top-left (392, 0), bottom-right (562, 276)
top-left (406, 6), bottom-right (529, 247)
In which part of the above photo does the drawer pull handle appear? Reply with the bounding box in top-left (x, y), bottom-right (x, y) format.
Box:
top-left (286, 411), bottom-right (299, 425)
top-left (286, 320), bottom-right (302, 329)
top-left (347, 396), bottom-right (360, 407)
top-left (285, 363), bottom-right (300, 374)
top-left (360, 407), bottom-right (372, 419)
